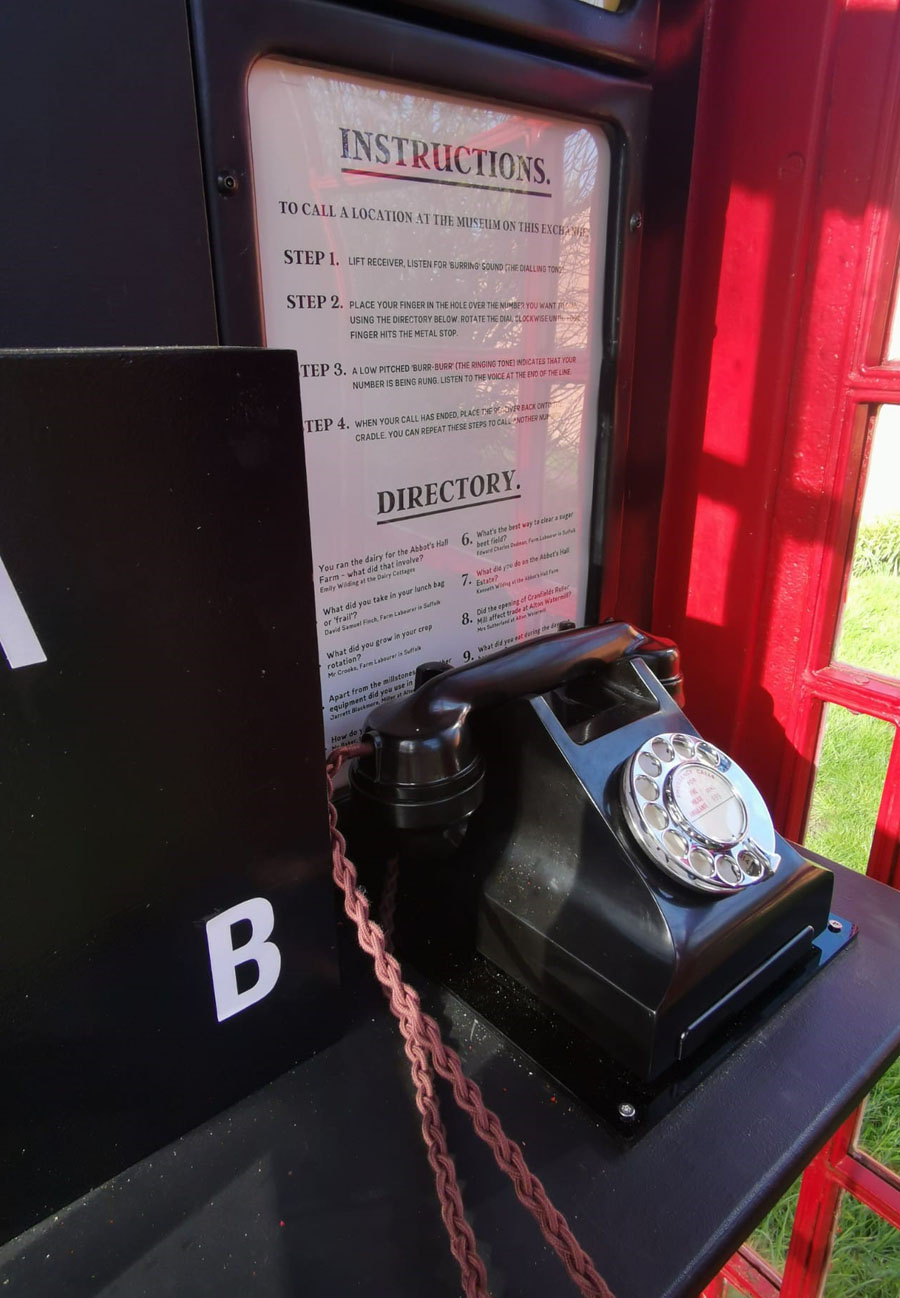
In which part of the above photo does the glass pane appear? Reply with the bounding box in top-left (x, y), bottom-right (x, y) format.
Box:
top-left (822, 1192), bottom-right (900, 1295)
top-left (804, 705), bottom-right (893, 873)
top-left (835, 406), bottom-right (900, 677)
top-left (857, 1056), bottom-right (900, 1178)
top-left (750, 1178), bottom-right (801, 1273)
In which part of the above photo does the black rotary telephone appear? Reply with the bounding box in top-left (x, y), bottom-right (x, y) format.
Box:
top-left (348, 624), bottom-right (842, 1124)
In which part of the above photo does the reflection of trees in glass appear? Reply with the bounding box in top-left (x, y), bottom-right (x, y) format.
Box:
top-left (563, 129), bottom-right (600, 209)
top-left (544, 381), bottom-right (586, 488)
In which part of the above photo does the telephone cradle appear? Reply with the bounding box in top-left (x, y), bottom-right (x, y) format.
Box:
top-left (348, 623), bottom-right (855, 1135)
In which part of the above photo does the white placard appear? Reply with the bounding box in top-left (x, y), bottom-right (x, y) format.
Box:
top-left (248, 59), bottom-right (611, 749)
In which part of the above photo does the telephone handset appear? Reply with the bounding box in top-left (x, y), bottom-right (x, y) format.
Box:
top-left (351, 621), bottom-right (682, 833)
top-left (348, 624), bottom-right (839, 1105)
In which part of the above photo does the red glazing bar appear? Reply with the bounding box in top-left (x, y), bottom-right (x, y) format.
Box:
top-left (831, 1151), bottom-right (900, 1231)
top-left (867, 733), bottom-right (900, 886)
top-left (780, 1113), bottom-right (859, 1298)
top-left (721, 1243), bottom-right (782, 1298)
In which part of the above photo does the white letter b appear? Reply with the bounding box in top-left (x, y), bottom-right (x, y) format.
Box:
top-left (205, 897), bottom-right (282, 1022)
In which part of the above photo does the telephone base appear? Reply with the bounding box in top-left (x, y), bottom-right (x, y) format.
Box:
top-left (400, 912), bottom-right (856, 1140)
top-left (346, 648), bottom-right (846, 1113)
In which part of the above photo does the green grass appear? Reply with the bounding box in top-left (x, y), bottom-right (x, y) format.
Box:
top-left (803, 558), bottom-right (898, 873)
top-left (835, 569), bottom-right (900, 677)
top-left (746, 555), bottom-right (900, 1294)
top-left (804, 704), bottom-right (892, 873)
top-left (824, 1195), bottom-right (900, 1296)
top-left (851, 516), bottom-right (900, 579)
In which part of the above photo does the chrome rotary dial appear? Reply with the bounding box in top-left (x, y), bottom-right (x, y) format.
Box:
top-left (621, 733), bottom-right (780, 895)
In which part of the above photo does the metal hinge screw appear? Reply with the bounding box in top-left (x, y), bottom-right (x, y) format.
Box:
top-left (618, 1101), bottom-right (637, 1121)
top-left (827, 918), bottom-right (843, 933)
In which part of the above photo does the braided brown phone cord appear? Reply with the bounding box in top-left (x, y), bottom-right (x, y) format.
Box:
top-left (327, 745), bottom-right (615, 1298)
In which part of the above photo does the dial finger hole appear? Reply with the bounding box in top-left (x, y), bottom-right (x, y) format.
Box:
top-left (638, 752), bottom-right (662, 777)
top-left (673, 735), bottom-right (694, 760)
top-left (645, 804), bottom-right (668, 831)
top-left (652, 737), bottom-right (675, 763)
top-left (689, 847), bottom-right (715, 877)
top-left (738, 849), bottom-right (764, 879)
top-left (716, 856), bottom-right (743, 886)
top-left (663, 829), bottom-right (688, 859)
top-left (635, 775), bottom-right (659, 801)
top-left (697, 742), bottom-right (720, 767)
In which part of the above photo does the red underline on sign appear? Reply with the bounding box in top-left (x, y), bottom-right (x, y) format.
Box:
top-left (341, 168), bottom-right (553, 199)
top-left (376, 495), bottom-right (522, 525)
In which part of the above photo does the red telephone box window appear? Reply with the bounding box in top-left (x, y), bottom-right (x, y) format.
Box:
top-left (656, 2), bottom-right (900, 1294)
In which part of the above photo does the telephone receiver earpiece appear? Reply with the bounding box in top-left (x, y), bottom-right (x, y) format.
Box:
top-left (349, 622), bottom-right (681, 831)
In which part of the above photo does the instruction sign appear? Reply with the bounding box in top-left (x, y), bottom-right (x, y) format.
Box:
top-left (248, 59), bottom-right (611, 747)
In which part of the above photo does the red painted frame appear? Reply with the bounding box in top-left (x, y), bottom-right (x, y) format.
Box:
top-left (650, 0), bottom-right (900, 1293)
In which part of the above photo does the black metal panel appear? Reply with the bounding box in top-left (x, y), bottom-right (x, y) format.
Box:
top-left (0, 349), bottom-right (338, 1243)
top-left (0, 0), bottom-right (217, 347)
top-left (190, 0), bottom-right (650, 617)
top-left (0, 863), bottom-right (898, 1298)
top-left (314, 0), bottom-right (660, 72)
